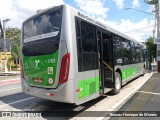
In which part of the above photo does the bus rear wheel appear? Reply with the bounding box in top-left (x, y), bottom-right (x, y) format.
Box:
top-left (111, 72), bottom-right (121, 95)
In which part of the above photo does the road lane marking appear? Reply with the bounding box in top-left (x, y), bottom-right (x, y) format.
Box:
top-left (0, 78), bottom-right (20, 82)
top-left (0, 79), bottom-right (20, 85)
top-left (0, 97), bottom-right (35, 108)
top-left (0, 87), bottom-right (21, 92)
top-left (96, 73), bottom-right (153, 120)
top-left (137, 91), bottom-right (160, 96)
top-left (150, 78), bottom-right (159, 79)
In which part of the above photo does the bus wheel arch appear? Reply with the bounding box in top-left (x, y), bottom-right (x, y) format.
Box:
top-left (111, 69), bottom-right (122, 95)
top-left (116, 69), bottom-right (122, 81)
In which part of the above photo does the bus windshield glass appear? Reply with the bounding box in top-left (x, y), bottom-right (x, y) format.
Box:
top-left (23, 10), bottom-right (61, 43)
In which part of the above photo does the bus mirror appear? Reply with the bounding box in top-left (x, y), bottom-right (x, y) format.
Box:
top-left (0, 20), bottom-right (3, 39)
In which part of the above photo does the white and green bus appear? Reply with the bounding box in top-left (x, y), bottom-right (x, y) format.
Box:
top-left (21, 4), bottom-right (147, 105)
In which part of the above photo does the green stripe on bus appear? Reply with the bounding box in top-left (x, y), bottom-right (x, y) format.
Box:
top-left (78, 76), bottom-right (99, 99)
top-left (122, 67), bottom-right (137, 80)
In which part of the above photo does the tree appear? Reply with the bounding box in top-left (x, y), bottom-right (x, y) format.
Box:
top-left (6, 27), bottom-right (20, 41)
top-left (7, 43), bottom-right (20, 70)
top-left (144, 0), bottom-right (158, 5)
top-left (145, 37), bottom-right (157, 59)
top-left (11, 43), bottom-right (20, 66)
top-left (5, 27), bottom-right (20, 70)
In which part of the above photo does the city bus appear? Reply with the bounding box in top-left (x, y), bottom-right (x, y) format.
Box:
top-left (21, 4), bottom-right (147, 105)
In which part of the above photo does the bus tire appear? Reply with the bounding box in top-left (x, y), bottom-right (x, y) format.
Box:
top-left (111, 72), bottom-right (121, 95)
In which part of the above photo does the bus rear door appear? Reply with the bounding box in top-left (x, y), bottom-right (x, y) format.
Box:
top-left (97, 31), bottom-right (114, 94)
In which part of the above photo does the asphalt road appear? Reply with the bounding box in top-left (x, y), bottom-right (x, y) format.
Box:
top-left (0, 73), bottom-right (152, 120)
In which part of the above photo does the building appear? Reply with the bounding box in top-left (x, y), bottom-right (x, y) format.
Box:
top-left (0, 39), bottom-right (12, 71)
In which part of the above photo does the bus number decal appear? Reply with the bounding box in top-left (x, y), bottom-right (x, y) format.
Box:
top-left (117, 59), bottom-right (123, 64)
top-left (45, 59), bottom-right (56, 64)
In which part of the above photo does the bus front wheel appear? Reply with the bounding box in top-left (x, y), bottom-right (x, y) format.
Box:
top-left (111, 72), bottom-right (121, 95)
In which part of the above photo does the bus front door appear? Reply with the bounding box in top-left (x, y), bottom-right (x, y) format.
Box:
top-left (98, 31), bottom-right (114, 94)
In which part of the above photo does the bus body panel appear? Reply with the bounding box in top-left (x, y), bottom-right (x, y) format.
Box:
top-left (68, 6), bottom-right (101, 105)
top-left (21, 4), bottom-right (147, 105)
top-left (21, 5), bottom-right (75, 103)
top-left (115, 62), bottom-right (145, 85)
top-left (21, 78), bottom-right (75, 103)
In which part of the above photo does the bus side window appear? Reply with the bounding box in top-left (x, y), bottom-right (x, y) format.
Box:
top-left (97, 31), bottom-right (101, 53)
top-left (81, 22), bottom-right (97, 52)
top-left (81, 21), bottom-right (98, 71)
top-left (113, 35), bottom-right (123, 65)
top-left (130, 41), bottom-right (136, 64)
top-left (121, 39), bottom-right (131, 65)
top-left (75, 19), bottom-right (83, 72)
top-left (75, 20), bottom-right (81, 57)
top-left (139, 45), bottom-right (143, 62)
top-left (135, 43), bottom-right (141, 63)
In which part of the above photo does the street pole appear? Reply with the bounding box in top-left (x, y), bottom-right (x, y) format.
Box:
top-left (157, 0), bottom-right (160, 72)
top-left (2, 19), bottom-right (10, 73)
top-left (125, 2), bottom-right (160, 72)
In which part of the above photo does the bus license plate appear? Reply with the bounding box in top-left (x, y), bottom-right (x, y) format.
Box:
top-left (34, 78), bottom-right (43, 84)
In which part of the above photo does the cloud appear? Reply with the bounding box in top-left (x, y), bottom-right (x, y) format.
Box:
top-left (112, 0), bottom-right (124, 9)
top-left (0, 0), bottom-right (154, 42)
top-left (120, 18), bottom-right (154, 42)
top-left (75, 0), bottom-right (109, 19)
top-left (132, 0), bottom-right (140, 8)
top-left (98, 18), bottom-right (155, 42)
top-left (0, 0), bottom-right (64, 28)
top-left (18, 0), bottom-right (64, 11)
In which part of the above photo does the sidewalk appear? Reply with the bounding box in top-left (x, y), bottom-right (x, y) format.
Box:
top-left (110, 72), bottom-right (160, 119)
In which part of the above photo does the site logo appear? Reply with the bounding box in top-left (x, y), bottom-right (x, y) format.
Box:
top-left (2, 112), bottom-right (11, 117)
top-left (1, 111), bottom-right (42, 118)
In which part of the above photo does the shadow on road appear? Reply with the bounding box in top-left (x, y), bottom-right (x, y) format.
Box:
top-left (0, 91), bottom-right (107, 119)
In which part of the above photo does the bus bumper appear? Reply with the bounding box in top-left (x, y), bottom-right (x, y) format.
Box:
top-left (21, 79), bottom-right (75, 104)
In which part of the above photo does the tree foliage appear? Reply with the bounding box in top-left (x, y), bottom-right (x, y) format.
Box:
top-left (145, 37), bottom-right (157, 58)
top-left (5, 27), bottom-right (20, 68)
top-left (144, 0), bottom-right (158, 4)
top-left (6, 27), bottom-right (20, 41)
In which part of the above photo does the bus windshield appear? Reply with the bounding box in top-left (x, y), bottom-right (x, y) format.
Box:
top-left (23, 9), bottom-right (61, 43)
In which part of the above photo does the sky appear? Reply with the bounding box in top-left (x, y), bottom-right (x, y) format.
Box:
top-left (0, 0), bottom-right (156, 42)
